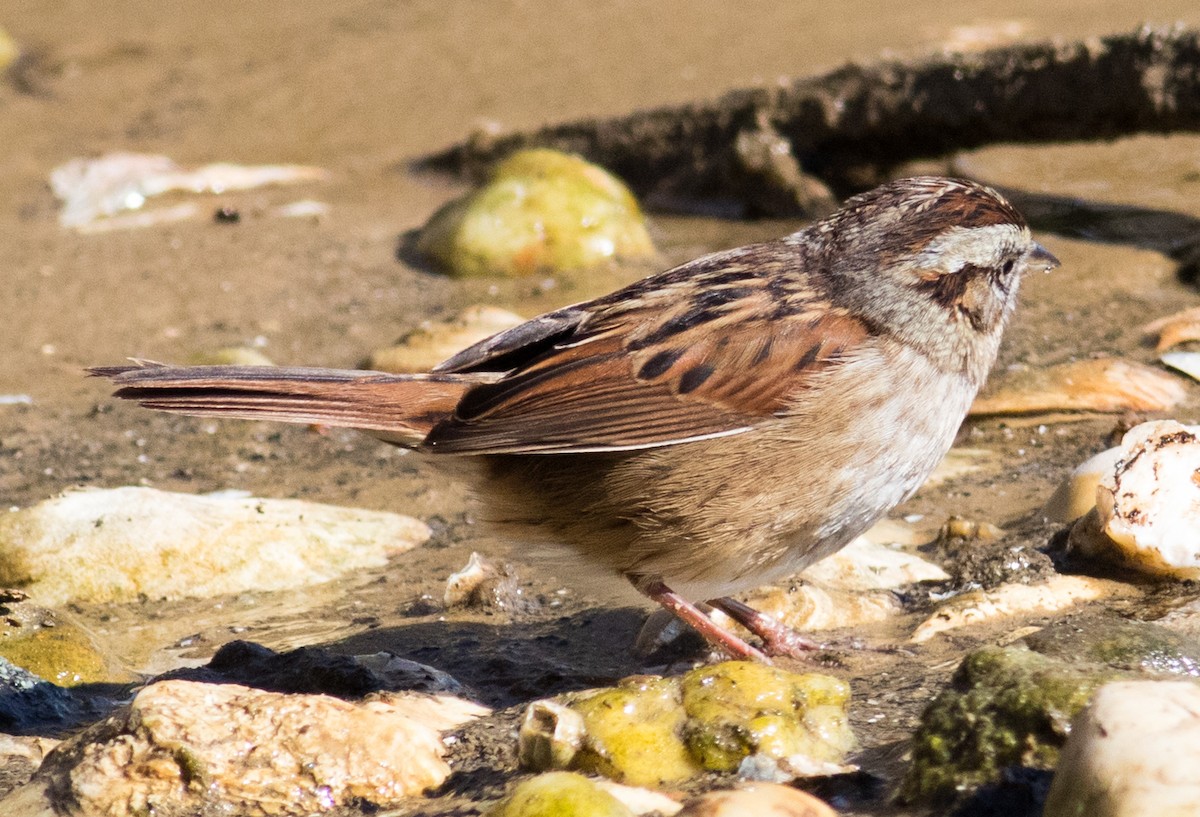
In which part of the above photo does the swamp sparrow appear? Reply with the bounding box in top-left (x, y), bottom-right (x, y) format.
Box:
top-left (94, 176), bottom-right (1058, 662)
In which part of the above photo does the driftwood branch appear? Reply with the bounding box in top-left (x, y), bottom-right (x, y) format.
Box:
top-left (420, 25), bottom-right (1200, 218)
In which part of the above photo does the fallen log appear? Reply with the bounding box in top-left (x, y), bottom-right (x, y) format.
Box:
top-left (420, 25), bottom-right (1200, 218)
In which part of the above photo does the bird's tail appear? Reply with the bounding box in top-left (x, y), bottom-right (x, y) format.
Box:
top-left (89, 362), bottom-right (484, 447)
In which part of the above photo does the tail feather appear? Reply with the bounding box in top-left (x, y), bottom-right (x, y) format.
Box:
top-left (89, 362), bottom-right (485, 447)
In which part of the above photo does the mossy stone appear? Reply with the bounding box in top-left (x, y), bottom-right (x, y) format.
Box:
top-left (416, 149), bottom-right (655, 278)
top-left (570, 676), bottom-right (698, 786)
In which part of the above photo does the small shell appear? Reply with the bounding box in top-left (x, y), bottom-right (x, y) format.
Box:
top-left (970, 358), bottom-right (1187, 416)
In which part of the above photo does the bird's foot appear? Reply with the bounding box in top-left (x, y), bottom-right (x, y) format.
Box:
top-left (706, 596), bottom-right (824, 658)
top-left (630, 575), bottom-right (770, 663)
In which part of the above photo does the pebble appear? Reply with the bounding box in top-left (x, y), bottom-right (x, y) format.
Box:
top-left (902, 618), bottom-right (1200, 805)
top-left (1043, 681), bottom-right (1200, 817)
top-left (0, 486), bottom-right (429, 604)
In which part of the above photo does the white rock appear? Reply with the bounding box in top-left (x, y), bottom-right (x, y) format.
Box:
top-left (50, 152), bottom-right (328, 230)
top-left (0, 486), bottom-right (430, 604)
top-left (1070, 421), bottom-right (1200, 578)
top-left (1043, 681), bottom-right (1200, 817)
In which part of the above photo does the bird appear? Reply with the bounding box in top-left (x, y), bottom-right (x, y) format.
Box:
top-left (92, 176), bottom-right (1059, 663)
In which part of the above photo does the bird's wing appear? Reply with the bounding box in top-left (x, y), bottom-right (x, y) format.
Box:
top-left (424, 244), bottom-right (872, 454)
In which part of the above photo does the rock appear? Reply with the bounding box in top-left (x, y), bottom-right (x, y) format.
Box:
top-left (416, 148), bottom-right (656, 278)
top-left (1043, 681), bottom-right (1200, 817)
top-left (900, 645), bottom-right (1118, 805)
top-left (677, 783), bottom-right (836, 817)
top-left (0, 657), bottom-right (114, 736)
top-left (187, 347), bottom-right (275, 366)
top-left (1042, 446), bottom-right (1123, 523)
top-left (0, 733), bottom-right (59, 796)
top-left (717, 583), bottom-right (901, 635)
top-left (0, 486), bottom-right (430, 604)
top-left (923, 446), bottom-right (997, 486)
top-left (1143, 306), bottom-right (1200, 352)
top-left (486, 772), bottom-right (636, 817)
top-left (518, 662), bottom-right (854, 787)
top-left (566, 676), bottom-right (697, 786)
top-left (1067, 421), bottom-right (1200, 579)
top-left (901, 619), bottom-right (1200, 804)
top-left (367, 305), bottom-right (525, 373)
top-left (1, 679), bottom-right (486, 815)
top-left (1022, 617), bottom-right (1200, 676)
top-left (969, 358), bottom-right (1186, 416)
top-left (165, 640), bottom-right (468, 698)
top-left (910, 576), bottom-right (1133, 643)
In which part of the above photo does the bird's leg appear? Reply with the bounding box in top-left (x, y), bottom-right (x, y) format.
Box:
top-left (628, 574), bottom-right (770, 663)
top-left (707, 596), bottom-right (823, 658)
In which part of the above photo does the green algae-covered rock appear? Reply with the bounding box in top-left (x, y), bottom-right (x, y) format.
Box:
top-left (519, 661), bottom-right (854, 786)
top-left (681, 662), bottom-right (855, 772)
top-left (570, 676), bottom-right (698, 786)
top-left (416, 149), bottom-right (656, 278)
top-left (486, 772), bottom-right (635, 817)
top-left (901, 644), bottom-right (1117, 804)
top-left (902, 617), bottom-right (1200, 805)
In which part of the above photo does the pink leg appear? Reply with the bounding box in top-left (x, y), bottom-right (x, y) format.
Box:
top-left (629, 574), bottom-right (770, 663)
top-left (707, 596), bottom-right (823, 658)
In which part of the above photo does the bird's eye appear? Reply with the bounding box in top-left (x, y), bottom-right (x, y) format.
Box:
top-left (1001, 258), bottom-right (1015, 274)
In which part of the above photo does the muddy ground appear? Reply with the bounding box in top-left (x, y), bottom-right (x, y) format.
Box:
top-left (4, 2), bottom-right (1200, 814)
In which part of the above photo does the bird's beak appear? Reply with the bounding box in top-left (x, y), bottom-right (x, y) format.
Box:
top-left (1028, 243), bottom-right (1060, 272)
